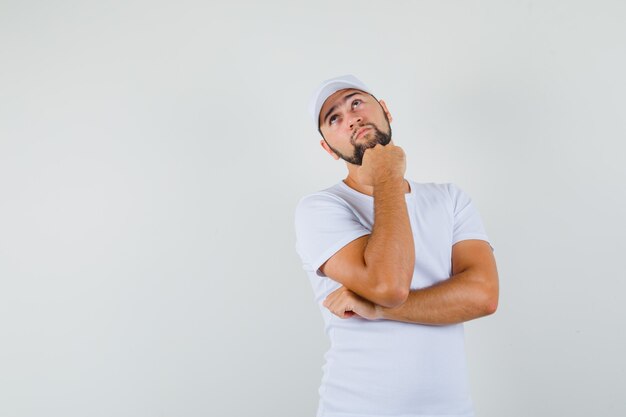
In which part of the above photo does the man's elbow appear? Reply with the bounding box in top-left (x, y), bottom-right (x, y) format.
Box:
top-left (374, 282), bottom-right (409, 308)
top-left (483, 297), bottom-right (498, 316)
top-left (480, 284), bottom-right (499, 316)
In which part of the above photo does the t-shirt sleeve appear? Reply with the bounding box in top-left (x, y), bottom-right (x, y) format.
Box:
top-left (294, 193), bottom-right (371, 276)
top-left (447, 183), bottom-right (494, 251)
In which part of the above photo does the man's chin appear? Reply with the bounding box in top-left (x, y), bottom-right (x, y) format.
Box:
top-left (362, 135), bottom-right (384, 148)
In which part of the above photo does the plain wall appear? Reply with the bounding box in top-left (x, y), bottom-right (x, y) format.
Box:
top-left (1, 1), bottom-right (625, 416)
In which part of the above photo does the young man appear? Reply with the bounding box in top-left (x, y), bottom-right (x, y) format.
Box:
top-left (294, 74), bottom-right (499, 417)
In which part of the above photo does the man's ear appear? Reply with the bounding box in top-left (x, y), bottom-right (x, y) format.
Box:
top-left (320, 139), bottom-right (340, 160)
top-left (378, 99), bottom-right (393, 123)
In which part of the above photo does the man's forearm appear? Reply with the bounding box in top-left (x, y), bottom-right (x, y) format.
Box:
top-left (364, 178), bottom-right (415, 296)
top-left (375, 268), bottom-right (498, 325)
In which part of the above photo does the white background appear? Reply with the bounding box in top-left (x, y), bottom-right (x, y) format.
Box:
top-left (1, 1), bottom-right (625, 416)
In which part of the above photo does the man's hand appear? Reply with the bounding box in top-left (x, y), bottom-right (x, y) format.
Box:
top-left (323, 286), bottom-right (381, 320)
top-left (357, 143), bottom-right (406, 187)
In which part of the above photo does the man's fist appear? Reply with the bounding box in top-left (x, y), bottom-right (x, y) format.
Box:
top-left (357, 144), bottom-right (406, 187)
top-left (323, 286), bottom-right (381, 320)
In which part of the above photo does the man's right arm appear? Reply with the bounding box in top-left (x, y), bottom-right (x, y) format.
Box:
top-left (320, 146), bottom-right (415, 308)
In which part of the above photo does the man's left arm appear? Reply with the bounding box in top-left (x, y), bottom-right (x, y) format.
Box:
top-left (323, 239), bottom-right (499, 324)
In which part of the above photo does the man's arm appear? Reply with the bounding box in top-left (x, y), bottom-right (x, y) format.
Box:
top-left (376, 240), bottom-right (498, 324)
top-left (320, 145), bottom-right (415, 308)
top-left (323, 239), bottom-right (499, 324)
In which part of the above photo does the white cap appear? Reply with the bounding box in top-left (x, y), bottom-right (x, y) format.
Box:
top-left (308, 74), bottom-right (372, 131)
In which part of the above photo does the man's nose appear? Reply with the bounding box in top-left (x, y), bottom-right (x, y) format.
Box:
top-left (348, 115), bottom-right (362, 129)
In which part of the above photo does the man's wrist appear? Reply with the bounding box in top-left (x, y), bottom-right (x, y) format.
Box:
top-left (372, 175), bottom-right (405, 189)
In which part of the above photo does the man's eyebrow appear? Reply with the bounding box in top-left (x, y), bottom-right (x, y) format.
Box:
top-left (322, 92), bottom-right (363, 125)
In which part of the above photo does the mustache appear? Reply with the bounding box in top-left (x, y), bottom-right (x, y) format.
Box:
top-left (350, 123), bottom-right (377, 143)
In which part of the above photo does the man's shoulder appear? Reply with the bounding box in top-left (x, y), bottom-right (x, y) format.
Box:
top-left (300, 181), bottom-right (344, 199)
top-left (296, 181), bottom-right (358, 210)
top-left (408, 179), bottom-right (457, 198)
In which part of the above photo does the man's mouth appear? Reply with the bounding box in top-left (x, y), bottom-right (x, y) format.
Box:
top-left (354, 126), bottom-right (371, 139)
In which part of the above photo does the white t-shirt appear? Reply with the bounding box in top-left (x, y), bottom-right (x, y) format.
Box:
top-left (294, 179), bottom-right (492, 417)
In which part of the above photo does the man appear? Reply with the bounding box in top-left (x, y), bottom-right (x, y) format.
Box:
top-left (294, 74), bottom-right (499, 417)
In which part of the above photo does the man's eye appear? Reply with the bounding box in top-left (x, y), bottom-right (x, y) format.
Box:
top-left (329, 115), bottom-right (338, 124)
top-left (352, 99), bottom-right (361, 108)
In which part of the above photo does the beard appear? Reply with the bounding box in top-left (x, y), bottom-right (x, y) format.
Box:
top-left (331, 122), bottom-right (392, 166)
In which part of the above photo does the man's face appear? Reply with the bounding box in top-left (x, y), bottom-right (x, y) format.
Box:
top-left (318, 88), bottom-right (392, 166)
